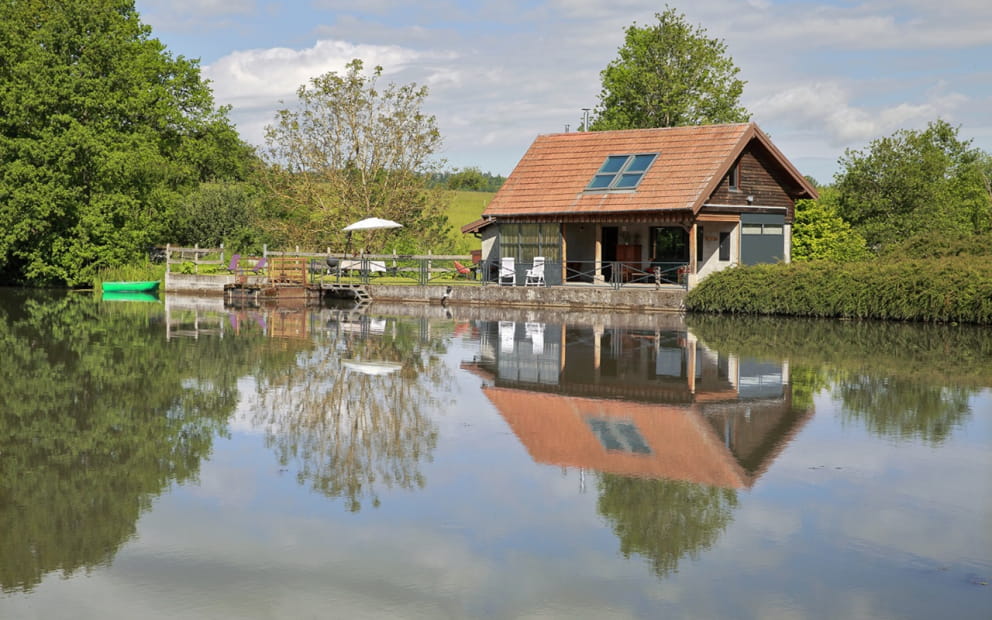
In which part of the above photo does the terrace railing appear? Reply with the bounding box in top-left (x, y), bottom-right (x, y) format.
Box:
top-left (165, 246), bottom-right (688, 289)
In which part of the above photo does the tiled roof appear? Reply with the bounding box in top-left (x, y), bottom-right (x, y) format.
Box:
top-left (483, 122), bottom-right (809, 217)
top-left (484, 386), bottom-right (751, 488)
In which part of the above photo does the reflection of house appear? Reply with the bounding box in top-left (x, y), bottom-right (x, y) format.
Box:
top-left (465, 321), bottom-right (811, 489)
top-left (463, 123), bottom-right (817, 287)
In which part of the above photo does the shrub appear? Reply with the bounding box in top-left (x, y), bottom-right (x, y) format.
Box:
top-left (686, 256), bottom-right (992, 324)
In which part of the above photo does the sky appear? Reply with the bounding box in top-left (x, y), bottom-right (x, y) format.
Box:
top-left (134, 0), bottom-right (992, 185)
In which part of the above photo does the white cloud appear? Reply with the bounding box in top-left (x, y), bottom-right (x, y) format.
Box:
top-left (752, 81), bottom-right (969, 147)
top-left (163, 0), bottom-right (992, 176)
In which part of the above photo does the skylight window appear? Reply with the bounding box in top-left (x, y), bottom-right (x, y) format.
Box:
top-left (587, 153), bottom-right (657, 190)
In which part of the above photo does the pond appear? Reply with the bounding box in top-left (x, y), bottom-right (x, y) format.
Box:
top-left (0, 290), bottom-right (989, 619)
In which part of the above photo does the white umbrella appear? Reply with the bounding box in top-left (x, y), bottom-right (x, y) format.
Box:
top-left (342, 359), bottom-right (403, 375)
top-left (342, 217), bottom-right (403, 232)
top-left (341, 217), bottom-right (403, 255)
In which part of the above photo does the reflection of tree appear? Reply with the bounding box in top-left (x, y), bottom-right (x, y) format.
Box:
top-left (835, 377), bottom-right (972, 444)
top-left (252, 318), bottom-right (448, 511)
top-left (0, 293), bottom-right (256, 593)
top-left (596, 474), bottom-right (738, 578)
top-left (688, 314), bottom-right (991, 444)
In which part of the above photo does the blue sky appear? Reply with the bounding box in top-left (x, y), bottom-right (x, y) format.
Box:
top-left (135, 0), bottom-right (992, 185)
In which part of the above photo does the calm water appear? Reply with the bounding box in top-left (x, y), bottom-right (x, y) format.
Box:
top-left (0, 290), bottom-right (990, 619)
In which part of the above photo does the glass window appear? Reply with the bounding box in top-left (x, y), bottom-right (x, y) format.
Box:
top-left (742, 224), bottom-right (762, 235)
top-left (588, 175), bottom-right (614, 189)
top-left (499, 223), bottom-right (561, 264)
top-left (587, 417), bottom-right (651, 455)
top-left (651, 227), bottom-right (689, 262)
top-left (614, 173), bottom-right (644, 188)
top-left (586, 153), bottom-right (657, 190)
top-left (600, 155), bottom-right (628, 173)
top-left (727, 163), bottom-right (739, 190)
top-left (719, 232), bottom-right (730, 261)
top-left (764, 224), bottom-right (783, 235)
top-left (628, 154), bottom-right (656, 171)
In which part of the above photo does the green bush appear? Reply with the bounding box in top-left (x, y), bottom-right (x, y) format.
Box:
top-left (686, 256), bottom-right (992, 324)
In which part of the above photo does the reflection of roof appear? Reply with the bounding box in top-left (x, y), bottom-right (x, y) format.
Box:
top-left (485, 385), bottom-right (810, 489)
top-left (483, 123), bottom-right (817, 218)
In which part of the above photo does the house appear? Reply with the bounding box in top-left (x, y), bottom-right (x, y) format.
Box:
top-left (461, 320), bottom-right (811, 489)
top-left (462, 123), bottom-right (817, 287)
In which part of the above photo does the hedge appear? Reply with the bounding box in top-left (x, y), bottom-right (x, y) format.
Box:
top-left (685, 256), bottom-right (992, 324)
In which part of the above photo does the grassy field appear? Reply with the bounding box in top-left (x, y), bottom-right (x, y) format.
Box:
top-left (444, 190), bottom-right (494, 254)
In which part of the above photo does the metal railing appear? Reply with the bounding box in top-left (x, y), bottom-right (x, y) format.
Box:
top-left (165, 246), bottom-right (689, 289)
top-left (479, 259), bottom-right (688, 289)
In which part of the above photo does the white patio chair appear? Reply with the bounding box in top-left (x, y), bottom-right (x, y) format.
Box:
top-left (525, 322), bottom-right (544, 355)
top-left (499, 321), bottom-right (516, 353)
top-left (499, 257), bottom-right (516, 285)
top-left (525, 256), bottom-right (545, 286)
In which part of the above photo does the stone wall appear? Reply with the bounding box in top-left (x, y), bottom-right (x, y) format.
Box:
top-left (368, 284), bottom-right (685, 313)
top-left (164, 273), bottom-right (686, 313)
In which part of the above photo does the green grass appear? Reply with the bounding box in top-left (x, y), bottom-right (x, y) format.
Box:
top-left (444, 190), bottom-right (494, 254)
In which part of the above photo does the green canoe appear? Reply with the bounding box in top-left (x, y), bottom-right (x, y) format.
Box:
top-left (101, 291), bottom-right (160, 303)
top-left (101, 280), bottom-right (160, 293)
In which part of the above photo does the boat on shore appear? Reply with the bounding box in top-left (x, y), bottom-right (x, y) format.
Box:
top-left (102, 280), bottom-right (160, 293)
top-left (101, 291), bottom-right (160, 303)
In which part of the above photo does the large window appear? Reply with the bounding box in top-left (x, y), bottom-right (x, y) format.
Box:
top-left (499, 223), bottom-right (561, 263)
top-left (587, 153), bottom-right (658, 190)
top-left (650, 227), bottom-right (689, 262)
top-left (586, 417), bottom-right (651, 455)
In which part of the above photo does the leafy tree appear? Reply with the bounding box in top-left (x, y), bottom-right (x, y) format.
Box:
top-left (834, 120), bottom-right (992, 250)
top-left (0, 0), bottom-right (253, 286)
top-left (0, 292), bottom-right (255, 592)
top-left (597, 475), bottom-right (738, 578)
top-left (792, 189), bottom-right (870, 262)
top-left (249, 316), bottom-right (450, 512)
top-left (589, 6), bottom-right (750, 131)
top-left (447, 167), bottom-right (490, 191)
top-left (688, 314), bottom-right (990, 441)
top-left (262, 59), bottom-right (451, 253)
top-left (835, 376), bottom-right (972, 445)
top-left (170, 181), bottom-right (270, 252)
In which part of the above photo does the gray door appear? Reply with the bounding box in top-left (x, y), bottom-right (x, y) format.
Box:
top-left (740, 214), bottom-right (785, 265)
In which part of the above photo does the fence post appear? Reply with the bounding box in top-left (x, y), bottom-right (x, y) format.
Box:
top-left (165, 244), bottom-right (171, 273)
top-left (194, 243), bottom-right (199, 274)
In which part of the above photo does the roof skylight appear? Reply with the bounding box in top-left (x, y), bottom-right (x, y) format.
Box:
top-left (587, 153), bottom-right (657, 190)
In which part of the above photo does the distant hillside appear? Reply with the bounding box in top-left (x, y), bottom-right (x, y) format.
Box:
top-left (445, 190), bottom-right (494, 253)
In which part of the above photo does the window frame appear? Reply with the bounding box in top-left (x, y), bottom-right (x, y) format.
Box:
top-left (586, 153), bottom-right (658, 191)
top-left (727, 162), bottom-right (740, 191)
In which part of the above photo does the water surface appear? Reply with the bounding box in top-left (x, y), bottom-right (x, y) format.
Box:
top-left (1, 291), bottom-right (989, 619)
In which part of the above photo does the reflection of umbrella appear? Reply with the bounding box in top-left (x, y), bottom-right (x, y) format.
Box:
top-left (342, 359), bottom-right (403, 375)
top-left (342, 218), bottom-right (403, 232)
top-left (342, 218), bottom-right (403, 254)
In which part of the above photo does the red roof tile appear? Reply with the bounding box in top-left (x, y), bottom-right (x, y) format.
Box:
top-left (484, 123), bottom-right (815, 218)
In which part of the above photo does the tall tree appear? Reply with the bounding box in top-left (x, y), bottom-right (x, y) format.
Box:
top-left (262, 59), bottom-right (450, 253)
top-left (834, 120), bottom-right (992, 250)
top-left (596, 474), bottom-right (738, 578)
top-left (0, 0), bottom-right (253, 286)
top-left (589, 7), bottom-right (750, 131)
top-left (792, 189), bottom-right (870, 263)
